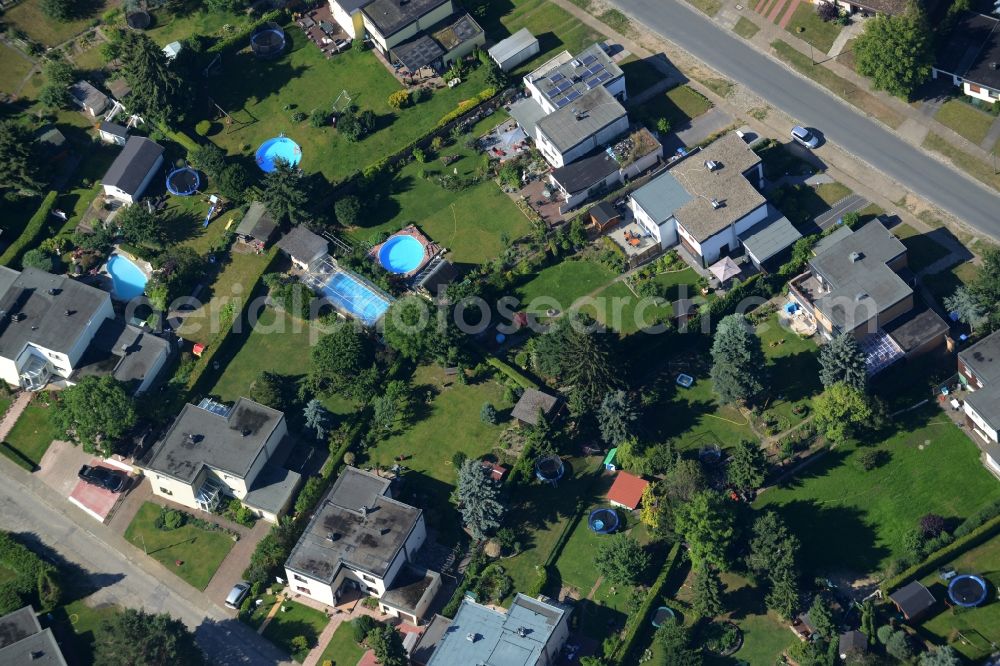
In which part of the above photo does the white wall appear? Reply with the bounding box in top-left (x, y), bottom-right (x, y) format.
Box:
top-left (965, 402), bottom-right (999, 443)
top-left (135, 345), bottom-right (168, 394)
top-left (103, 155), bottom-right (164, 204)
top-left (149, 468), bottom-right (203, 510)
top-left (538, 114), bottom-right (629, 168)
top-left (551, 171), bottom-right (622, 211)
top-left (330, 1), bottom-right (359, 38)
top-left (286, 568), bottom-right (338, 606)
top-left (987, 452), bottom-right (1000, 478)
top-left (964, 81), bottom-right (997, 102)
top-left (542, 607), bottom-right (571, 664)
top-left (620, 146), bottom-right (662, 181)
top-left (630, 199), bottom-right (678, 249)
top-left (494, 40), bottom-right (540, 72)
top-left (681, 203), bottom-right (767, 266)
top-left (364, 0), bottom-right (455, 52)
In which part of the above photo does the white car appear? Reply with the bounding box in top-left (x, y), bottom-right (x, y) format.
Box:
top-left (791, 125), bottom-right (820, 149)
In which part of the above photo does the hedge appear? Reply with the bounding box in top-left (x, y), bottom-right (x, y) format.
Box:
top-left (185, 245), bottom-right (281, 396)
top-left (486, 356), bottom-right (539, 390)
top-left (704, 272), bottom-right (783, 327)
top-left (162, 127), bottom-right (200, 154)
top-left (881, 513), bottom-right (1000, 596)
top-left (0, 443), bottom-right (36, 472)
top-left (613, 541), bottom-right (684, 665)
top-left (206, 10), bottom-right (286, 55)
top-left (436, 87), bottom-right (498, 127)
top-left (0, 191), bottom-right (59, 268)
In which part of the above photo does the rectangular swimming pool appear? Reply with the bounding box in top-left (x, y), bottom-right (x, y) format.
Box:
top-left (319, 270), bottom-right (391, 326)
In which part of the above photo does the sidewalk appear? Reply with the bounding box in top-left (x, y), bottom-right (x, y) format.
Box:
top-left (554, 0), bottom-right (989, 248)
top-left (0, 391), bottom-right (31, 442)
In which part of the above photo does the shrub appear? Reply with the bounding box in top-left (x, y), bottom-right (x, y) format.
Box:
top-left (452, 451), bottom-right (467, 467)
top-left (430, 136), bottom-right (445, 152)
top-left (156, 508), bottom-right (187, 530)
top-left (387, 90), bottom-right (410, 110)
top-left (816, 1), bottom-right (840, 21)
top-left (857, 449), bottom-right (886, 470)
top-left (310, 108), bottom-right (328, 128)
top-left (352, 615), bottom-right (378, 643)
top-left (290, 635), bottom-right (309, 654)
top-left (292, 111), bottom-right (306, 122)
top-left (195, 120), bottom-right (212, 136)
top-left (876, 624), bottom-right (894, 645)
top-left (481, 402), bottom-right (498, 424)
top-left (0, 191), bottom-right (59, 269)
top-left (413, 148), bottom-right (427, 163)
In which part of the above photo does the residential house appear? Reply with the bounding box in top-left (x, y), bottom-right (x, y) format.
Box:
top-left (629, 132), bottom-right (776, 267)
top-left (606, 471), bottom-right (649, 510)
top-left (932, 11), bottom-right (1000, 103)
top-left (548, 128), bottom-right (662, 212)
top-left (68, 80), bottom-right (108, 117)
top-left (0, 267), bottom-right (114, 391)
top-left (0, 606), bottom-right (67, 666)
top-left (488, 28), bottom-right (540, 72)
top-left (98, 120), bottom-right (130, 146)
top-left (70, 318), bottom-right (171, 395)
top-left (101, 136), bottom-right (165, 205)
top-left (739, 209), bottom-right (802, 271)
top-left (511, 389), bottom-right (559, 427)
top-left (888, 580), bottom-right (936, 621)
top-left (105, 78), bottom-right (132, 105)
top-left (390, 12), bottom-right (485, 74)
top-left (278, 226), bottom-right (328, 270)
top-left (523, 44), bottom-right (627, 114)
top-left (141, 398), bottom-right (300, 522)
top-left (284, 466), bottom-right (441, 624)
top-left (815, 0), bottom-right (940, 16)
top-left (788, 220), bottom-right (948, 372)
top-left (957, 330), bottom-right (1000, 477)
top-left (839, 630), bottom-right (867, 660)
top-left (235, 202), bottom-right (279, 252)
top-left (414, 593), bottom-right (571, 666)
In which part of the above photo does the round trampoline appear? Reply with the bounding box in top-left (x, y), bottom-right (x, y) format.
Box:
top-left (651, 607), bottom-right (676, 628)
top-left (126, 10), bottom-right (151, 29)
top-left (166, 167), bottom-right (200, 196)
top-left (535, 455), bottom-right (565, 483)
top-left (948, 574), bottom-right (988, 608)
top-left (255, 135), bottom-right (302, 173)
top-left (589, 508), bottom-right (620, 534)
top-left (378, 234), bottom-right (426, 274)
top-left (251, 22), bottom-right (286, 58)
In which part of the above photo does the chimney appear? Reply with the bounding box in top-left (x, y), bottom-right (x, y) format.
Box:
top-left (704, 159), bottom-right (720, 171)
top-left (849, 251), bottom-right (863, 262)
top-left (855, 292), bottom-right (868, 302)
top-left (710, 198), bottom-right (721, 209)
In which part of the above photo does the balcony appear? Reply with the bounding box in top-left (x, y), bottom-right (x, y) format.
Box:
top-left (18, 354), bottom-right (52, 392)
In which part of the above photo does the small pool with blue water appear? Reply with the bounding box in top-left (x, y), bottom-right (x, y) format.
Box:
top-left (320, 271), bottom-right (390, 326)
top-left (378, 234), bottom-right (426, 274)
top-left (255, 136), bottom-right (302, 173)
top-left (107, 254), bottom-right (148, 301)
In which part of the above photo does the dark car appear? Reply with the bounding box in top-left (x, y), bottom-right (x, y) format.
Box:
top-left (78, 465), bottom-right (128, 493)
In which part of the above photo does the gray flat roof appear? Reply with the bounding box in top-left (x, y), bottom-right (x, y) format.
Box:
top-left (427, 594), bottom-right (567, 666)
top-left (285, 467), bottom-right (421, 582)
top-left (809, 220), bottom-right (911, 331)
top-left (669, 133), bottom-right (766, 242)
top-left (0, 606), bottom-right (40, 648)
top-left (236, 202), bottom-right (278, 241)
top-left (0, 267), bottom-right (111, 359)
top-left (412, 614), bottom-right (452, 665)
top-left (535, 86), bottom-right (627, 153)
top-left (812, 225), bottom-right (853, 255)
top-left (631, 169), bottom-right (693, 225)
top-left (392, 34), bottom-right (445, 72)
top-left (965, 384), bottom-right (1000, 431)
top-left (145, 398), bottom-right (285, 483)
top-left (526, 44), bottom-right (624, 110)
top-left (0, 628), bottom-right (66, 666)
top-left (381, 565), bottom-right (440, 614)
top-left (959, 330), bottom-right (1000, 385)
top-left (508, 97), bottom-right (547, 140)
top-left (885, 305), bottom-right (948, 354)
top-left (243, 464), bottom-right (302, 515)
top-left (362, 0), bottom-right (451, 37)
top-left (739, 206), bottom-right (801, 264)
top-left (101, 136), bottom-right (164, 196)
top-left (488, 28), bottom-right (538, 63)
top-left (431, 12), bottom-right (482, 51)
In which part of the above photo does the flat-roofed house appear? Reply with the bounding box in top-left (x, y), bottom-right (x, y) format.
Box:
top-left (101, 136), bottom-right (165, 205)
top-left (532, 87), bottom-right (629, 168)
top-left (284, 466), bottom-right (440, 624)
top-left (958, 330), bottom-right (1000, 478)
top-left (142, 398), bottom-right (300, 522)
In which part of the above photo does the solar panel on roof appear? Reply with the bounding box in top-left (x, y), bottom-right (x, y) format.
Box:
top-left (581, 54), bottom-right (598, 66)
top-left (586, 64), bottom-right (605, 77)
top-left (594, 71), bottom-right (612, 83)
top-left (565, 89), bottom-right (582, 102)
top-left (555, 81), bottom-right (573, 93)
top-left (549, 72), bottom-right (566, 83)
top-left (554, 96), bottom-right (571, 108)
top-left (586, 77), bottom-right (601, 89)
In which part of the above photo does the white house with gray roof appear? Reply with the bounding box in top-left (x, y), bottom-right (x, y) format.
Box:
top-left (629, 132), bottom-right (767, 267)
top-left (0, 606), bottom-right (67, 666)
top-left (101, 136), bottom-right (164, 205)
top-left (142, 397), bottom-right (299, 522)
top-left (284, 466), bottom-right (440, 624)
top-left (958, 331), bottom-right (1000, 479)
top-left (415, 593), bottom-right (570, 666)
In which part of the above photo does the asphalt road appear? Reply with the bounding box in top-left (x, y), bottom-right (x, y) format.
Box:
top-left (611, 0), bottom-right (1000, 234)
top-left (0, 467), bottom-right (291, 665)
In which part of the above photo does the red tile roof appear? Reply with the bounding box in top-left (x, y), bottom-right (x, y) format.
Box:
top-left (606, 471), bottom-right (649, 509)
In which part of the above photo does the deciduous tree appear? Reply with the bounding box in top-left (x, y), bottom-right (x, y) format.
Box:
top-left (818, 333), bottom-right (867, 391)
top-left (673, 491), bottom-right (734, 571)
top-left (21, 249), bottom-right (55, 272)
top-left (334, 195), bottom-right (362, 227)
top-left (456, 458), bottom-right (505, 540)
top-left (116, 203), bottom-right (164, 247)
top-left (710, 314), bottom-right (766, 405)
top-left (383, 296), bottom-right (459, 364)
top-left (814, 382), bottom-right (881, 443)
top-left (854, 6), bottom-right (933, 99)
top-left (93, 608), bottom-right (206, 666)
top-left (249, 371), bottom-right (286, 409)
top-left (53, 376), bottom-right (136, 455)
top-left (594, 534), bottom-right (650, 586)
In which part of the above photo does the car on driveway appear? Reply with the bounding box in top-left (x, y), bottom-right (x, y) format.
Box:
top-left (226, 582), bottom-right (251, 610)
top-left (791, 125), bottom-right (820, 149)
top-left (77, 465), bottom-right (128, 493)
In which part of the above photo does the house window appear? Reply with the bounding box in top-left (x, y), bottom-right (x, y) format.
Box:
top-left (366, 586), bottom-right (377, 594)
top-left (159, 487), bottom-right (173, 496)
top-left (361, 574), bottom-right (375, 583)
top-left (296, 586), bottom-right (309, 594)
top-left (970, 83), bottom-right (981, 93)
top-left (293, 574), bottom-right (307, 583)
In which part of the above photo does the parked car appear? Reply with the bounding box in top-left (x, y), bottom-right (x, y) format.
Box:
top-left (790, 125), bottom-right (820, 149)
top-left (77, 465), bottom-right (128, 493)
top-left (225, 582), bottom-right (251, 610)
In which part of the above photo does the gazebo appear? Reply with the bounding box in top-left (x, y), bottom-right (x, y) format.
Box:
top-left (708, 256), bottom-right (741, 284)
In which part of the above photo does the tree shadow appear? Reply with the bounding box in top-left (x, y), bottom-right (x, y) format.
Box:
top-left (8, 531), bottom-right (125, 603)
top-left (768, 349), bottom-right (822, 404)
top-left (195, 617), bottom-right (292, 664)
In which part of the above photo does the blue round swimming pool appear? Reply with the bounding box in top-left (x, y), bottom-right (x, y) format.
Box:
top-left (378, 235), bottom-right (426, 274)
top-left (107, 254), bottom-right (148, 301)
top-left (255, 136), bottom-right (302, 173)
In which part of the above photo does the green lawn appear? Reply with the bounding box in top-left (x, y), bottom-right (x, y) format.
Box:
top-left (349, 113), bottom-right (532, 265)
top-left (757, 313), bottom-right (821, 426)
top-left (516, 259), bottom-right (618, 315)
top-left (206, 29), bottom-right (490, 184)
top-left (814, 181), bottom-right (851, 206)
top-left (487, 0), bottom-right (606, 74)
top-left (123, 502), bottom-right (235, 590)
top-left (316, 621), bottom-right (366, 666)
top-left (177, 251), bottom-right (271, 346)
top-left (246, 590), bottom-right (282, 630)
top-left (619, 56), bottom-right (665, 96)
top-left (145, 3), bottom-right (248, 47)
top-left (925, 260), bottom-right (978, 306)
top-left (893, 223), bottom-right (951, 273)
top-left (783, 3), bottom-right (843, 53)
top-left (934, 99), bottom-right (995, 145)
top-left (733, 17), bottom-right (761, 40)
top-left (718, 573), bottom-right (792, 666)
top-left (363, 365), bottom-right (511, 545)
top-left (635, 85), bottom-right (713, 130)
top-left (547, 472), bottom-right (617, 595)
top-left (580, 267), bottom-right (700, 336)
top-left (52, 598), bottom-right (120, 666)
top-left (0, 43), bottom-right (34, 96)
top-left (3, 399), bottom-right (60, 467)
top-left (3, 0), bottom-right (110, 47)
top-left (686, 0), bottom-right (723, 16)
top-left (918, 534), bottom-right (1000, 661)
top-left (209, 305), bottom-right (358, 418)
top-left (755, 411), bottom-right (1000, 576)
top-left (261, 599), bottom-right (329, 662)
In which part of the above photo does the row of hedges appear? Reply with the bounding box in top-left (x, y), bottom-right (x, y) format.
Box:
top-left (881, 513), bottom-right (1000, 595)
top-left (0, 443), bottom-right (37, 472)
top-left (206, 9), bottom-right (286, 55)
top-left (703, 272), bottom-right (783, 326)
top-left (0, 531), bottom-right (61, 614)
top-left (486, 356), bottom-right (539, 390)
top-left (162, 127), bottom-right (200, 154)
top-left (613, 541), bottom-right (685, 665)
top-left (441, 547), bottom-right (489, 618)
top-left (185, 245), bottom-right (281, 396)
top-left (436, 86), bottom-right (498, 127)
top-left (0, 191), bottom-right (59, 268)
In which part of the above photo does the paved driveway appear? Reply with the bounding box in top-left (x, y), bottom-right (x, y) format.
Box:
top-left (611, 0), bottom-right (1000, 235)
